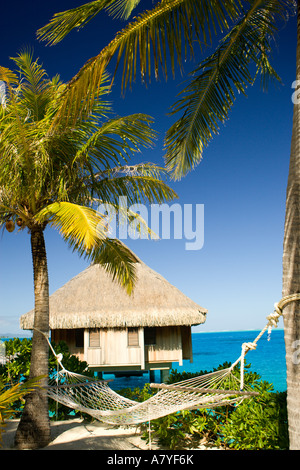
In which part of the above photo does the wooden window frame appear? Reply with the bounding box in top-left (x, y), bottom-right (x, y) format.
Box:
top-left (127, 328), bottom-right (139, 347)
top-left (89, 328), bottom-right (100, 348)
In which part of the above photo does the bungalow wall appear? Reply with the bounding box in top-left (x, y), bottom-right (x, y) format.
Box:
top-left (52, 329), bottom-right (85, 362)
top-left (51, 325), bottom-right (193, 371)
top-left (85, 328), bottom-right (144, 368)
top-left (145, 326), bottom-right (183, 364)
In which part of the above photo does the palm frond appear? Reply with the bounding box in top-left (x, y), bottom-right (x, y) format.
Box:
top-left (12, 51), bottom-right (47, 92)
top-left (164, 0), bottom-right (288, 179)
top-left (106, 0), bottom-right (142, 20)
top-left (35, 201), bottom-right (107, 250)
top-left (85, 238), bottom-right (139, 294)
top-left (91, 173), bottom-right (177, 206)
top-left (39, 0), bottom-right (243, 122)
top-left (9, 51), bottom-right (54, 122)
top-left (37, 0), bottom-right (117, 46)
top-left (34, 202), bottom-right (141, 293)
top-left (0, 67), bottom-right (19, 93)
top-left (0, 52), bottom-right (177, 296)
top-left (73, 113), bottom-right (157, 171)
top-left (37, 0), bottom-right (142, 42)
top-left (0, 376), bottom-right (43, 426)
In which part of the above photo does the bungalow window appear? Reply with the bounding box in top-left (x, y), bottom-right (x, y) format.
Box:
top-left (89, 328), bottom-right (100, 347)
top-left (75, 329), bottom-right (84, 348)
top-left (144, 327), bottom-right (156, 345)
top-left (128, 328), bottom-right (139, 347)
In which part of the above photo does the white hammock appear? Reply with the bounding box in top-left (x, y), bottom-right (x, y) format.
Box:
top-left (47, 366), bottom-right (257, 426)
top-left (44, 294), bottom-right (299, 426)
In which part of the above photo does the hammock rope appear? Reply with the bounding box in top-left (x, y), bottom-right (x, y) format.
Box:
top-left (36, 293), bottom-right (300, 426)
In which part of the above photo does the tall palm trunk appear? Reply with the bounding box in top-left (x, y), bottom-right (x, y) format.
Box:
top-left (15, 225), bottom-right (51, 449)
top-left (282, 5), bottom-right (300, 450)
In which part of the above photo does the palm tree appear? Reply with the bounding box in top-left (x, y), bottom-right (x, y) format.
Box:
top-left (38, 0), bottom-right (300, 448)
top-left (0, 51), bottom-right (176, 449)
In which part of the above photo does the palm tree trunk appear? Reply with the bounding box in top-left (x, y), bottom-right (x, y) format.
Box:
top-left (282, 4), bottom-right (300, 450)
top-left (15, 225), bottom-right (51, 449)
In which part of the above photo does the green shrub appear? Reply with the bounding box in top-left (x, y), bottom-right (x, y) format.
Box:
top-left (221, 387), bottom-right (288, 449)
top-left (122, 363), bottom-right (288, 450)
top-left (0, 338), bottom-right (32, 384)
top-left (116, 384), bottom-right (154, 403)
top-left (0, 338), bottom-right (93, 420)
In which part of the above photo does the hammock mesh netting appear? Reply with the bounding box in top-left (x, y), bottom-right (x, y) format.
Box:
top-left (47, 366), bottom-right (257, 425)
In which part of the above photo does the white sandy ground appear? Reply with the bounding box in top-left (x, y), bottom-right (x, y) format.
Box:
top-left (1, 418), bottom-right (221, 451)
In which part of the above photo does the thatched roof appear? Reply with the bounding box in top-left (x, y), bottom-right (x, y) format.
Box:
top-left (20, 259), bottom-right (207, 330)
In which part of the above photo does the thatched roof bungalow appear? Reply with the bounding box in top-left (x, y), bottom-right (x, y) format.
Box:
top-left (20, 259), bottom-right (207, 380)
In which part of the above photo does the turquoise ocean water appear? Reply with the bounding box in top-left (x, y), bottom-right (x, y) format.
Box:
top-left (104, 329), bottom-right (287, 392)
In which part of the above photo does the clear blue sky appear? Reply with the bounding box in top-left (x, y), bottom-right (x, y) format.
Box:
top-left (0, 1), bottom-right (297, 335)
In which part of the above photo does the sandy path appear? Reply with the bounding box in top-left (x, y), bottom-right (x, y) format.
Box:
top-left (1, 418), bottom-right (151, 451)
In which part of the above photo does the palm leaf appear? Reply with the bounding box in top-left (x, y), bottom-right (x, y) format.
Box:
top-left (164, 0), bottom-right (288, 179)
top-left (0, 53), bottom-right (177, 295)
top-left (0, 376), bottom-right (43, 426)
top-left (34, 202), bottom-right (143, 293)
top-left (0, 67), bottom-right (19, 89)
top-left (38, 0), bottom-right (243, 122)
top-left (37, 0), bottom-right (117, 46)
top-left (37, 0), bottom-right (142, 44)
top-left (73, 113), bottom-right (157, 171)
top-left (86, 238), bottom-right (139, 294)
top-left (35, 201), bottom-right (107, 250)
top-left (91, 173), bottom-right (177, 206)
top-left (106, 0), bottom-right (142, 20)
top-left (10, 51), bottom-right (52, 122)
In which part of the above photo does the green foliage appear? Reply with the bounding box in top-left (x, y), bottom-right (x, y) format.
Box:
top-left (36, 0), bottom-right (243, 121)
top-left (1, 341), bottom-right (288, 449)
top-left (0, 338), bottom-right (32, 384)
top-left (141, 404), bottom-right (228, 450)
top-left (167, 361), bottom-right (233, 383)
top-left (0, 338), bottom-right (93, 420)
top-left (221, 388), bottom-right (289, 450)
top-left (117, 363), bottom-right (288, 450)
top-left (48, 340), bottom-right (91, 376)
top-left (117, 383), bottom-right (154, 403)
top-left (0, 52), bottom-right (177, 296)
top-left (35, 0), bottom-right (296, 175)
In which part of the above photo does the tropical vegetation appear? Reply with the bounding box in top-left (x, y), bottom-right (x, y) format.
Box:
top-left (37, 0), bottom-right (300, 448)
top-left (119, 366), bottom-right (288, 450)
top-left (0, 375), bottom-right (41, 448)
top-left (0, 338), bottom-right (289, 450)
top-left (0, 52), bottom-right (176, 448)
top-left (0, 338), bottom-right (92, 421)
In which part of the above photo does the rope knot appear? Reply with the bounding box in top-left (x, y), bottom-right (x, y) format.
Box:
top-left (242, 342), bottom-right (256, 353)
top-left (267, 309), bottom-right (281, 328)
top-left (55, 353), bottom-right (63, 363)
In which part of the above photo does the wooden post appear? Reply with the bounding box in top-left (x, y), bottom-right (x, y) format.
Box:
top-left (160, 369), bottom-right (170, 383)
